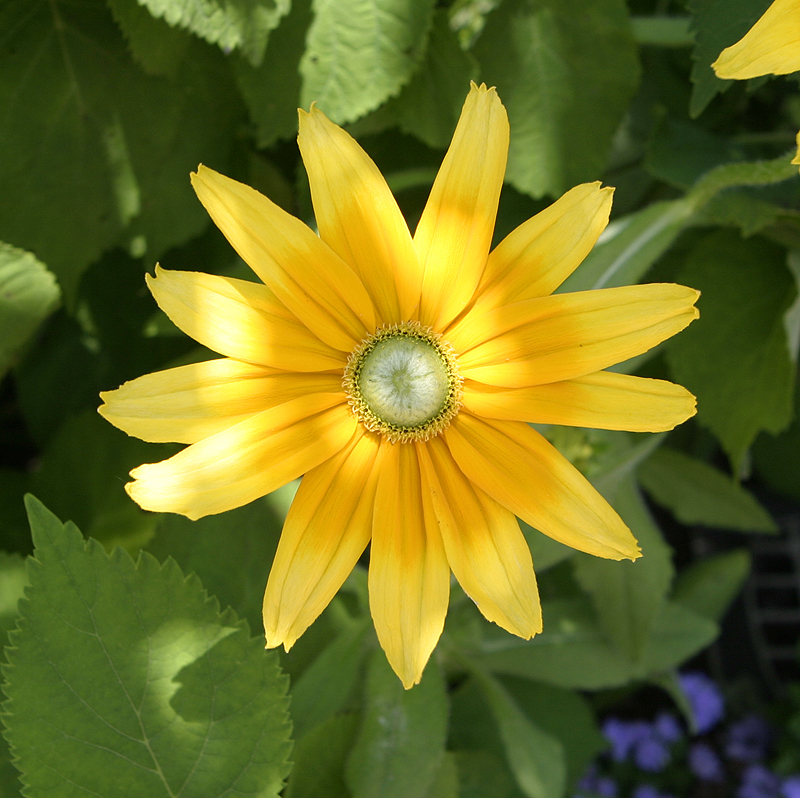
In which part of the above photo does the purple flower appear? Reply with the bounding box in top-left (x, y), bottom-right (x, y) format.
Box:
top-left (634, 735), bottom-right (671, 772)
top-left (653, 712), bottom-right (683, 744)
top-left (738, 764), bottom-right (781, 798)
top-left (632, 786), bottom-right (674, 798)
top-left (689, 742), bottom-right (725, 782)
top-left (632, 786), bottom-right (661, 798)
top-left (602, 718), bottom-right (650, 762)
top-left (780, 775), bottom-right (800, 798)
top-left (679, 671), bottom-right (725, 734)
top-left (575, 764), bottom-right (617, 798)
top-left (726, 715), bottom-right (772, 763)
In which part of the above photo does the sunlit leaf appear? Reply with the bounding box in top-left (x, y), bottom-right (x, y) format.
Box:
top-left (2, 496), bottom-right (292, 798)
top-left (300, 0), bottom-right (436, 123)
top-left (473, 0), bottom-right (639, 198)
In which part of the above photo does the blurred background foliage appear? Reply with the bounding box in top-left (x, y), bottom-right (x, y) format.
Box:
top-left (2, 0), bottom-right (800, 796)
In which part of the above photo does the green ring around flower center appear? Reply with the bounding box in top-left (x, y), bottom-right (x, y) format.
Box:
top-left (343, 322), bottom-right (462, 443)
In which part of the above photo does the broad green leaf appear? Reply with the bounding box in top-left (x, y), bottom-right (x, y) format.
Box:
top-left (0, 552), bottom-right (27, 644)
top-left (29, 410), bottom-right (177, 553)
top-left (753, 370), bottom-right (800, 502)
top-left (284, 713), bottom-right (359, 798)
top-left (478, 598), bottom-right (635, 690)
top-left (452, 750), bottom-right (516, 798)
top-left (0, 0), bottom-right (238, 303)
top-left (687, 0), bottom-right (773, 118)
top-left (673, 549), bottom-right (751, 621)
top-left (473, 0), bottom-right (640, 198)
top-left (630, 14), bottom-right (693, 46)
top-left (500, 678), bottom-right (605, 790)
top-left (2, 495), bottom-right (292, 798)
top-left (148, 493), bottom-right (285, 632)
top-left (478, 597), bottom-right (717, 689)
top-left (666, 231), bottom-right (796, 471)
top-left (133, 0), bottom-right (290, 65)
top-left (233, 0), bottom-right (313, 147)
top-left (558, 199), bottom-right (693, 294)
top-left (106, 0), bottom-right (193, 77)
top-left (646, 118), bottom-right (746, 190)
top-left (641, 601), bottom-right (719, 673)
top-left (472, 669), bottom-right (566, 798)
top-left (0, 244), bottom-right (59, 379)
top-left (345, 652), bottom-right (448, 798)
top-left (289, 618), bottom-right (370, 739)
top-left (639, 448), bottom-right (777, 532)
top-left (696, 191), bottom-right (794, 237)
top-left (390, 11), bottom-right (479, 149)
top-left (423, 752), bottom-right (459, 798)
top-left (300, 0), bottom-right (437, 123)
top-left (784, 250), bottom-right (800, 363)
top-left (572, 476), bottom-right (674, 663)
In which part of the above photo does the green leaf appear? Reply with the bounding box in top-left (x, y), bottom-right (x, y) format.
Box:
top-left (0, 552), bottom-right (27, 644)
top-left (452, 750), bottom-right (516, 798)
top-left (572, 476), bottom-right (674, 663)
top-left (147, 493), bottom-right (285, 632)
top-left (284, 713), bottom-right (359, 798)
top-left (473, 0), bottom-right (640, 198)
top-left (639, 448), bottom-right (777, 532)
top-left (299, 0), bottom-right (437, 123)
top-left (472, 669), bottom-right (566, 798)
top-left (673, 549), bottom-right (751, 621)
top-left (640, 601), bottom-right (719, 673)
top-left (0, 243), bottom-right (60, 379)
top-left (665, 230), bottom-right (796, 470)
top-left (106, 0), bottom-right (193, 77)
top-left (423, 752), bottom-right (459, 798)
top-left (784, 250), bottom-right (800, 363)
top-left (133, 0), bottom-right (290, 65)
top-left (29, 410), bottom-right (177, 553)
top-left (500, 678), bottom-right (605, 790)
top-left (233, 0), bottom-right (313, 147)
top-left (559, 199), bottom-right (694, 294)
top-left (0, 1), bottom-right (238, 303)
top-left (478, 597), bottom-right (717, 689)
top-left (687, 0), bottom-right (773, 118)
top-left (478, 598), bottom-right (635, 690)
top-left (345, 652), bottom-right (448, 798)
top-left (290, 618), bottom-right (370, 739)
top-left (2, 495), bottom-right (292, 798)
top-left (389, 11), bottom-right (479, 149)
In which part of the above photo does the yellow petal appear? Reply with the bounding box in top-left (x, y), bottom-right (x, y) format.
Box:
top-left (264, 428), bottom-right (379, 650)
top-left (445, 413), bottom-right (640, 560)
top-left (369, 441), bottom-right (450, 689)
top-left (99, 359), bottom-right (344, 444)
top-left (417, 438), bottom-right (542, 639)
top-left (792, 130), bottom-right (800, 166)
top-left (127, 399), bottom-right (356, 520)
top-left (469, 183), bottom-right (614, 313)
top-left (298, 107), bottom-right (422, 322)
top-left (462, 372), bottom-right (697, 432)
top-left (452, 283), bottom-right (700, 387)
top-left (713, 0), bottom-right (800, 79)
top-left (191, 165), bottom-right (376, 349)
top-left (147, 266), bottom-right (344, 370)
top-left (416, 83), bottom-right (509, 330)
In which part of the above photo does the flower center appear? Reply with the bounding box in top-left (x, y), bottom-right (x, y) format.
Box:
top-left (344, 322), bottom-right (462, 443)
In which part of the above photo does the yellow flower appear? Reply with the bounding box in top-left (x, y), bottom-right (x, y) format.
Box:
top-left (99, 84), bottom-right (699, 688)
top-left (712, 0), bottom-right (800, 166)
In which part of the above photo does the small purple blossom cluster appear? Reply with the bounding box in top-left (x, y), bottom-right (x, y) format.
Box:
top-left (573, 672), bottom-right (800, 798)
